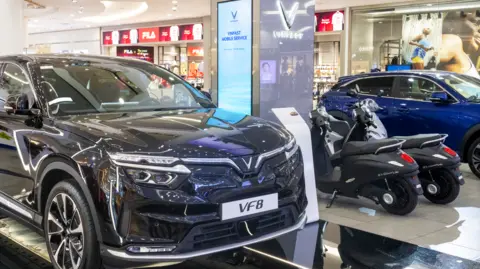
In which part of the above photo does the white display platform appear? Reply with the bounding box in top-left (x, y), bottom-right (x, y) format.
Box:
top-left (272, 107), bottom-right (319, 224)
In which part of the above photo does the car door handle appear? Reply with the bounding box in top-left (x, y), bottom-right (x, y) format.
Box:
top-left (398, 106), bottom-right (410, 112)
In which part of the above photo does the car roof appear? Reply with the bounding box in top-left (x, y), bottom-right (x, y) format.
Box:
top-left (0, 54), bottom-right (151, 65)
top-left (338, 70), bottom-right (459, 81)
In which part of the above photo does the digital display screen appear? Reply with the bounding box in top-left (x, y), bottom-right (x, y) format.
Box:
top-left (217, 0), bottom-right (253, 115)
top-left (386, 65), bottom-right (412, 71)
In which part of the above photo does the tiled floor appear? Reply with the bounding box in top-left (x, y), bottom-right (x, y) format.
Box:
top-left (317, 164), bottom-right (480, 261)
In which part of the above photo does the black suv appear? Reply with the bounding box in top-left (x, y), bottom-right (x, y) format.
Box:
top-left (0, 55), bottom-right (307, 269)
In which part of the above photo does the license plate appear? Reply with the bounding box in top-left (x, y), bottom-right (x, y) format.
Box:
top-left (221, 193), bottom-right (278, 221)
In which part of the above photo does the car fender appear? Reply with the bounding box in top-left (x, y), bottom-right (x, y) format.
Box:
top-left (460, 123), bottom-right (480, 161)
top-left (37, 159), bottom-right (103, 242)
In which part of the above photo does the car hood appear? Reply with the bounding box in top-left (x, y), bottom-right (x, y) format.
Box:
top-left (54, 108), bottom-right (293, 158)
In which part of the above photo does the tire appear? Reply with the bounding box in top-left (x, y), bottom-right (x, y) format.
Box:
top-left (44, 180), bottom-right (101, 269)
top-left (467, 136), bottom-right (480, 179)
top-left (380, 178), bottom-right (418, 215)
top-left (423, 169), bottom-right (460, 205)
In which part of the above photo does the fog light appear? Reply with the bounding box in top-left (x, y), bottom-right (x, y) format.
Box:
top-left (126, 245), bottom-right (176, 253)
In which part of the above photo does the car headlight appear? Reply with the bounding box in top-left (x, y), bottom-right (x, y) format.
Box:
top-left (109, 153), bottom-right (191, 188)
top-left (125, 169), bottom-right (188, 188)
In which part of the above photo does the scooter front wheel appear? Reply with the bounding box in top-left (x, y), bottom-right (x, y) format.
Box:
top-left (423, 168), bottom-right (460, 205)
top-left (380, 178), bottom-right (418, 215)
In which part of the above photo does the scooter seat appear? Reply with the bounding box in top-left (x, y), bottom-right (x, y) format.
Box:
top-left (341, 139), bottom-right (401, 157)
top-left (391, 134), bottom-right (443, 149)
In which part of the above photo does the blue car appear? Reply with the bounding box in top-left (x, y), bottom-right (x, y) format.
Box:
top-left (322, 70), bottom-right (480, 178)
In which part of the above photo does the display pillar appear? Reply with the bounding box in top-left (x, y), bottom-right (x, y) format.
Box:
top-left (212, 0), bottom-right (315, 121)
top-left (212, 0), bottom-right (318, 225)
top-left (0, 0), bottom-right (26, 55)
top-left (203, 16), bottom-right (212, 92)
top-left (340, 7), bottom-right (351, 76)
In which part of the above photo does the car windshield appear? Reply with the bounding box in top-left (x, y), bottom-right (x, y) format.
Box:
top-left (437, 74), bottom-right (480, 102)
top-left (38, 58), bottom-right (214, 116)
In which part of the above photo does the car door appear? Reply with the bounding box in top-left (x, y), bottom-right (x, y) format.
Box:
top-left (346, 76), bottom-right (398, 133)
top-left (390, 75), bottom-right (460, 137)
top-left (0, 62), bottom-right (36, 207)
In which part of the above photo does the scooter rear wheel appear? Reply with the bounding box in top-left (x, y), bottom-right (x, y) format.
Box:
top-left (423, 168), bottom-right (460, 205)
top-left (380, 178), bottom-right (418, 215)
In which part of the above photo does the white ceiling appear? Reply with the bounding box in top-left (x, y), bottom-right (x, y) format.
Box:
top-left (26, 0), bottom-right (418, 33)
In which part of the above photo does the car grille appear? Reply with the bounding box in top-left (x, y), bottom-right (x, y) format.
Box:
top-left (175, 205), bottom-right (299, 253)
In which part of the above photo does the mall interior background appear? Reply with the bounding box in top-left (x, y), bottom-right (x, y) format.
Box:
top-left (22, 0), bottom-right (480, 112)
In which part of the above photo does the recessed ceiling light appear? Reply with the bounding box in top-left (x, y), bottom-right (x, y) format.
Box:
top-left (72, 0), bottom-right (78, 3)
top-left (426, 3), bottom-right (433, 6)
top-left (172, 6), bottom-right (177, 11)
top-left (378, 21), bottom-right (383, 24)
top-left (168, 13), bottom-right (172, 16)
top-left (172, 0), bottom-right (178, 3)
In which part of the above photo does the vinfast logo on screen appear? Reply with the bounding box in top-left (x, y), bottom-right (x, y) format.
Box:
top-left (273, 0), bottom-right (304, 39)
top-left (278, 1), bottom-right (298, 30)
top-left (217, 0), bottom-right (252, 115)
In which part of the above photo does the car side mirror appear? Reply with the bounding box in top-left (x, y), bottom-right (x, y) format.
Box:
top-left (201, 91), bottom-right (212, 101)
top-left (429, 91), bottom-right (449, 103)
top-left (346, 88), bottom-right (358, 97)
top-left (4, 93), bottom-right (40, 116)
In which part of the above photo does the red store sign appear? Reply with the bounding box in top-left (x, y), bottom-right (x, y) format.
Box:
top-left (139, 27), bottom-right (160, 42)
top-left (103, 24), bottom-right (203, 45)
top-left (187, 46), bottom-right (204, 57)
top-left (315, 11), bottom-right (344, 32)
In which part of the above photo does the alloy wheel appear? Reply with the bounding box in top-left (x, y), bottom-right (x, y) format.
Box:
top-left (47, 193), bottom-right (84, 269)
top-left (472, 144), bottom-right (480, 172)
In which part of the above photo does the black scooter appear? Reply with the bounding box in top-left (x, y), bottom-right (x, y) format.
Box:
top-left (310, 106), bottom-right (423, 215)
top-left (348, 97), bottom-right (465, 205)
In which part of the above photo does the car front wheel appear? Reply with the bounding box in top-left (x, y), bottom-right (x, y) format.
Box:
top-left (44, 180), bottom-right (101, 269)
top-left (467, 137), bottom-right (480, 179)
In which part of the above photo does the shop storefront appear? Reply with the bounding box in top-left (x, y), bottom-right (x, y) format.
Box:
top-left (313, 10), bottom-right (345, 108)
top-left (102, 21), bottom-right (206, 88)
top-left (314, 10), bottom-right (344, 88)
top-left (350, 0), bottom-right (480, 77)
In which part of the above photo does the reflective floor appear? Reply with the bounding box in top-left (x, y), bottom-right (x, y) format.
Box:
top-left (318, 164), bottom-right (480, 261)
top-left (1, 217), bottom-right (480, 268)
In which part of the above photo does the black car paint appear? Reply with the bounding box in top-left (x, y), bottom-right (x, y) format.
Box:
top-left (0, 55), bottom-right (306, 267)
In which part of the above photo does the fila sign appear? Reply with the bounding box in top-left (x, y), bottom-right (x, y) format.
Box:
top-left (103, 24), bottom-right (203, 45)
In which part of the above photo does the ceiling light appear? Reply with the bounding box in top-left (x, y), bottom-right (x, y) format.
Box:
top-left (72, 0), bottom-right (78, 3)
top-left (172, 6), bottom-right (177, 11)
top-left (78, 2), bottom-right (148, 23)
top-left (172, 0), bottom-right (178, 3)
top-left (70, 14), bottom-right (75, 17)
top-left (168, 13), bottom-right (172, 16)
top-left (426, 3), bottom-right (433, 6)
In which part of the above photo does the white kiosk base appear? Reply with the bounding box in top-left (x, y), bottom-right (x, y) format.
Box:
top-left (272, 107), bottom-right (319, 224)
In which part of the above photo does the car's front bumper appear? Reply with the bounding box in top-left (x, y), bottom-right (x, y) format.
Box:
top-left (100, 211), bottom-right (307, 268)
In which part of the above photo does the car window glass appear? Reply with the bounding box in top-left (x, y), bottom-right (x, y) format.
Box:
top-left (394, 77), bottom-right (442, 101)
top-left (39, 61), bottom-right (214, 116)
top-left (348, 77), bottom-right (394, 96)
top-left (0, 64), bottom-right (35, 111)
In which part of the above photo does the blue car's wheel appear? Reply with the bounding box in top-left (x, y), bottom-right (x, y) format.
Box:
top-left (467, 137), bottom-right (480, 179)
